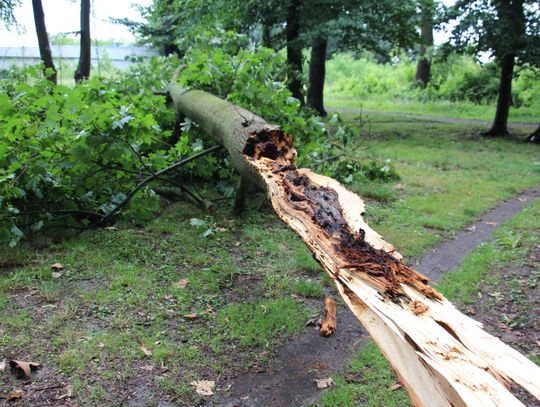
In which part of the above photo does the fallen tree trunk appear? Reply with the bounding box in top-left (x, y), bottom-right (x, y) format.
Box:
top-left (169, 77), bottom-right (540, 406)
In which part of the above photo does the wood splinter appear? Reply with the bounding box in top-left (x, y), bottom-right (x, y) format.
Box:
top-left (320, 297), bottom-right (337, 337)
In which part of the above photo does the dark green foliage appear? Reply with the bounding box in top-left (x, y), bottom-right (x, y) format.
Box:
top-left (0, 64), bottom-right (177, 246)
top-left (333, 159), bottom-right (400, 184)
top-left (178, 29), bottom-right (327, 142)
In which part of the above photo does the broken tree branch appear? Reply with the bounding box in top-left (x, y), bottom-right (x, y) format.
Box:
top-left (168, 76), bottom-right (540, 406)
top-left (96, 145), bottom-right (221, 226)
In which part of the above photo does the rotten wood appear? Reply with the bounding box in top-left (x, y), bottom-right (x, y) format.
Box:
top-left (320, 297), bottom-right (337, 337)
top-left (168, 81), bottom-right (540, 407)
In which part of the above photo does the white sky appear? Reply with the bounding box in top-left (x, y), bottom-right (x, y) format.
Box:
top-left (0, 0), bottom-right (151, 47)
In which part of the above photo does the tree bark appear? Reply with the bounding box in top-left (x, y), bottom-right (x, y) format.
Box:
top-left (168, 70), bottom-right (276, 187)
top-left (415, 1), bottom-right (433, 87)
top-left (526, 124), bottom-right (540, 143)
top-left (485, 53), bottom-right (515, 137)
top-left (167, 80), bottom-right (540, 406)
top-left (31, 0), bottom-right (56, 84)
top-left (74, 0), bottom-right (91, 83)
top-left (262, 21), bottom-right (272, 48)
top-left (307, 37), bottom-right (327, 116)
top-left (286, 0), bottom-right (304, 105)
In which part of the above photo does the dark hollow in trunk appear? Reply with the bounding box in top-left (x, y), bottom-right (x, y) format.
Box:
top-left (485, 53), bottom-right (515, 137)
top-left (307, 37), bottom-right (327, 117)
top-left (32, 0), bottom-right (57, 84)
top-left (74, 0), bottom-right (91, 83)
top-left (415, 2), bottom-right (433, 87)
top-left (286, 0), bottom-right (304, 105)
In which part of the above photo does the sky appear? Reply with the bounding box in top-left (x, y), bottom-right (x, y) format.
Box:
top-left (0, 0), bottom-right (151, 47)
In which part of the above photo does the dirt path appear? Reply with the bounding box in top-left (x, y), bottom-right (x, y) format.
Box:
top-left (210, 184), bottom-right (540, 407)
top-left (328, 107), bottom-right (538, 129)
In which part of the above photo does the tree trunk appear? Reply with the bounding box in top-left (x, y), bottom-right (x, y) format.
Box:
top-left (415, 1), bottom-right (433, 87)
top-left (307, 37), bottom-right (327, 116)
top-left (485, 53), bottom-right (515, 137)
top-left (168, 79), bottom-right (540, 406)
top-left (286, 0), bottom-right (304, 105)
top-left (262, 22), bottom-right (271, 48)
top-left (526, 125), bottom-right (540, 143)
top-left (74, 0), bottom-right (91, 83)
top-left (31, 0), bottom-right (56, 84)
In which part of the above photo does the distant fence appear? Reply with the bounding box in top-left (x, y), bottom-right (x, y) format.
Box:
top-left (0, 44), bottom-right (159, 70)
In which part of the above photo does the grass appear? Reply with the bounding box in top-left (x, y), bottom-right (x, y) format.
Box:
top-left (1, 115), bottom-right (539, 405)
top-left (326, 95), bottom-right (540, 123)
top-left (438, 197), bottom-right (540, 303)
top-left (319, 342), bottom-right (409, 407)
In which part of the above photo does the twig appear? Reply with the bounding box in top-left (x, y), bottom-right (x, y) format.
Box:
top-left (10, 209), bottom-right (102, 218)
top-left (31, 383), bottom-right (64, 392)
top-left (312, 154), bottom-right (344, 167)
top-left (96, 145), bottom-right (221, 226)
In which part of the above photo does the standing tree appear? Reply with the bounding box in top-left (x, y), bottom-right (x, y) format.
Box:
top-left (286, 0), bottom-right (304, 104)
top-left (415, 0), bottom-right (435, 87)
top-left (32, 0), bottom-right (57, 84)
top-left (447, 0), bottom-right (539, 138)
top-left (74, 0), bottom-right (91, 83)
top-left (307, 37), bottom-right (327, 115)
top-left (303, 0), bottom-right (417, 116)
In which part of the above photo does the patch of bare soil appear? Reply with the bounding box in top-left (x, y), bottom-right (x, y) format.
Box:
top-left (457, 246), bottom-right (540, 406)
top-left (209, 304), bottom-right (367, 407)
top-left (0, 366), bottom-right (72, 407)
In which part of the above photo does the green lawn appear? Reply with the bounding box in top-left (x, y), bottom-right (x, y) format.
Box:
top-left (326, 95), bottom-right (540, 124)
top-left (1, 117), bottom-right (539, 405)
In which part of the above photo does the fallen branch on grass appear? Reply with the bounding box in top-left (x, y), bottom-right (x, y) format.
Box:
top-left (96, 145), bottom-right (221, 226)
top-left (320, 297), bottom-right (337, 337)
top-left (168, 70), bottom-right (540, 406)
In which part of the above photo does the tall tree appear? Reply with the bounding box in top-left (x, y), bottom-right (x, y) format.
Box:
top-left (286, 0), bottom-right (304, 104)
top-left (32, 0), bottom-right (57, 84)
top-left (74, 0), bottom-right (91, 83)
top-left (448, 0), bottom-right (539, 138)
top-left (307, 37), bottom-right (327, 115)
top-left (303, 0), bottom-right (417, 116)
top-left (415, 0), bottom-right (434, 87)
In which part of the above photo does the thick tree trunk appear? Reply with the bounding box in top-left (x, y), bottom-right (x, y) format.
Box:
top-left (485, 54), bottom-right (515, 137)
top-left (415, 1), bottom-right (434, 87)
top-left (307, 37), bottom-right (327, 116)
top-left (74, 0), bottom-right (91, 83)
top-left (169, 71), bottom-right (275, 188)
top-left (526, 125), bottom-right (540, 143)
top-left (286, 0), bottom-right (304, 105)
top-left (31, 0), bottom-right (56, 84)
top-left (168, 80), bottom-right (540, 406)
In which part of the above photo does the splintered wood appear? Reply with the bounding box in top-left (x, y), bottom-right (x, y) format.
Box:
top-left (243, 129), bottom-right (540, 407)
top-left (320, 297), bottom-right (337, 337)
